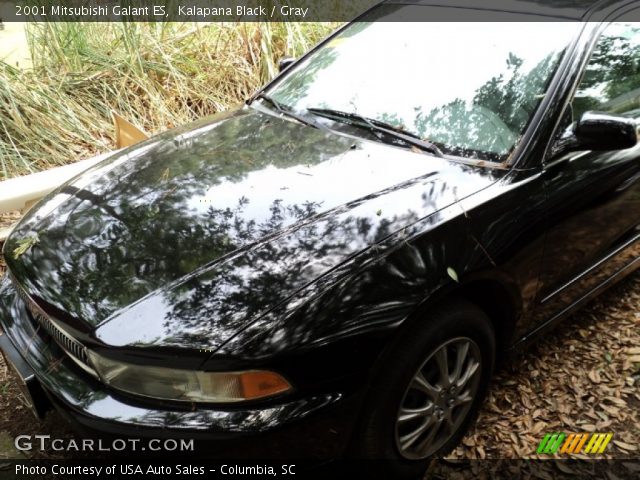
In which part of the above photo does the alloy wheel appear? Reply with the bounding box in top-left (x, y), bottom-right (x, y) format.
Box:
top-left (395, 337), bottom-right (482, 459)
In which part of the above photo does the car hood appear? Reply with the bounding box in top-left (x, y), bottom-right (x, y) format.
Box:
top-left (5, 107), bottom-right (501, 352)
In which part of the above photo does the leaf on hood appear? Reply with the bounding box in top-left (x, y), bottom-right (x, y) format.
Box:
top-left (447, 267), bottom-right (459, 283)
top-left (12, 234), bottom-right (40, 260)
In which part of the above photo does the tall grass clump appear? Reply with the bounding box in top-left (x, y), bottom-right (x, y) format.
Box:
top-left (0, 21), bottom-right (337, 180)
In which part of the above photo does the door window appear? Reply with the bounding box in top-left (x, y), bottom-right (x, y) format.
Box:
top-left (572, 23), bottom-right (640, 121)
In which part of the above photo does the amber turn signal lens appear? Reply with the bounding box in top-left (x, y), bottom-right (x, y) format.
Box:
top-left (239, 371), bottom-right (292, 400)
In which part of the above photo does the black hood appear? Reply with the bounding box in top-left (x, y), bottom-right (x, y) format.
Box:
top-left (5, 107), bottom-right (499, 351)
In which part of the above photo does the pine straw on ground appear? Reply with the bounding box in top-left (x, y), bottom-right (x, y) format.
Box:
top-left (0, 208), bottom-right (638, 460)
top-left (448, 272), bottom-right (640, 460)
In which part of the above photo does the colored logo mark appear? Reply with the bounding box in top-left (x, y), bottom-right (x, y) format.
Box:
top-left (537, 432), bottom-right (613, 455)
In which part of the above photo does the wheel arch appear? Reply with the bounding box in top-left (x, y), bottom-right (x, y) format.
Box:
top-left (455, 277), bottom-right (521, 353)
top-left (404, 273), bottom-right (523, 355)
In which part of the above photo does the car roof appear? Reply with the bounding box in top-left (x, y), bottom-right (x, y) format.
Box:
top-left (383, 0), bottom-right (631, 21)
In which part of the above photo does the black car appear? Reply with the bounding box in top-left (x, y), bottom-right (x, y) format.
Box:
top-left (1, 0), bottom-right (639, 473)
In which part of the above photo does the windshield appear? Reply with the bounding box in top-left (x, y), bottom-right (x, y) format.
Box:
top-left (266, 6), bottom-right (579, 163)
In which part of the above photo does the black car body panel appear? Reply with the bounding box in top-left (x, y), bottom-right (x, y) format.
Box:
top-left (4, 108), bottom-right (502, 361)
top-left (0, 289), bottom-right (355, 458)
top-left (1, 0), bottom-right (639, 458)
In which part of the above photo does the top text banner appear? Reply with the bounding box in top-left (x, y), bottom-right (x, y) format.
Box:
top-left (1, 1), bottom-right (640, 22)
top-left (3, 0), bottom-right (378, 22)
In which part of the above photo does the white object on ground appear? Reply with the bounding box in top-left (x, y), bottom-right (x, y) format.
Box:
top-left (0, 151), bottom-right (116, 241)
top-left (0, 22), bottom-right (31, 68)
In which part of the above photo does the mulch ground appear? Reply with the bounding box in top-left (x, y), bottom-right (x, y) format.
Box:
top-left (0, 210), bottom-right (638, 461)
top-left (450, 271), bottom-right (640, 460)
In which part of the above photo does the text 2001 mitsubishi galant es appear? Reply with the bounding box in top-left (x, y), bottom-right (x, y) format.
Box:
top-left (1, 1), bottom-right (640, 473)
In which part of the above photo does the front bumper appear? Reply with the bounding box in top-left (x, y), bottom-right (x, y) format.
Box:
top-left (0, 275), bottom-right (359, 458)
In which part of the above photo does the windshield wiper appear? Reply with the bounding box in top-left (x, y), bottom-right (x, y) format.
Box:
top-left (254, 94), bottom-right (327, 130)
top-left (307, 107), bottom-right (443, 157)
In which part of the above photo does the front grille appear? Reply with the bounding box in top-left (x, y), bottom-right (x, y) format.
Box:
top-left (9, 273), bottom-right (93, 369)
top-left (31, 303), bottom-right (90, 365)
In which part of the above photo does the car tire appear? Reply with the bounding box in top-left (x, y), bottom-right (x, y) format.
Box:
top-left (350, 299), bottom-right (495, 478)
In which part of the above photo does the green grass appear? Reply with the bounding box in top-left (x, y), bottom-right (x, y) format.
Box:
top-left (0, 22), bottom-right (337, 180)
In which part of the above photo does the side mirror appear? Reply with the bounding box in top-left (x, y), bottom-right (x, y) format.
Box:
top-left (278, 57), bottom-right (296, 72)
top-left (551, 111), bottom-right (638, 158)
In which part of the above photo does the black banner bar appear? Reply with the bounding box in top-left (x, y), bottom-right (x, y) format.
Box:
top-left (1, 1), bottom-right (640, 23)
top-left (3, 0), bottom-right (379, 23)
top-left (1, 459), bottom-right (640, 480)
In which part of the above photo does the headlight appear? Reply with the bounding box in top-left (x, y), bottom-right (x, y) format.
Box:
top-left (87, 351), bottom-right (292, 403)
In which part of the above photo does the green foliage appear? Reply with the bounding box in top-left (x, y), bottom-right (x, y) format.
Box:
top-left (12, 233), bottom-right (39, 259)
top-left (0, 21), bottom-right (338, 180)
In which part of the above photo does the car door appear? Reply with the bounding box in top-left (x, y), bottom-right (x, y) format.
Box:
top-left (532, 20), bottom-right (640, 331)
